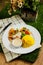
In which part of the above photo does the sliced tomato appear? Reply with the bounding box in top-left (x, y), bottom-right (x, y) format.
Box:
top-left (25, 30), bottom-right (31, 34)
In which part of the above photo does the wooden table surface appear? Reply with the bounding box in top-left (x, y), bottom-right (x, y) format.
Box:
top-left (0, 43), bottom-right (43, 65)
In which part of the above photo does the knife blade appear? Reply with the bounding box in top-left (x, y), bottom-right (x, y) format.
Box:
top-left (0, 22), bottom-right (12, 34)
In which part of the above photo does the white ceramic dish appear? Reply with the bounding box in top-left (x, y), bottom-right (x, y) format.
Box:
top-left (2, 24), bottom-right (41, 54)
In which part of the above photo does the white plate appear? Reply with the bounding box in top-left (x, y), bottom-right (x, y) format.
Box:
top-left (2, 24), bottom-right (41, 54)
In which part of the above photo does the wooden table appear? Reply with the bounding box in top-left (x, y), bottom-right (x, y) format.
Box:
top-left (0, 43), bottom-right (43, 65)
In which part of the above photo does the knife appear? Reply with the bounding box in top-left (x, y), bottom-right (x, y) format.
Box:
top-left (0, 22), bottom-right (12, 34)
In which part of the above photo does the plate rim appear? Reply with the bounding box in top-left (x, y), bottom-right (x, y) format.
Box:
top-left (2, 24), bottom-right (41, 54)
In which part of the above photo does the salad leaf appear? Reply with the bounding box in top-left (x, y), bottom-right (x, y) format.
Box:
top-left (21, 32), bottom-right (26, 38)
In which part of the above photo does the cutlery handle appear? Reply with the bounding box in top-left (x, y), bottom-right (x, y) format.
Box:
top-left (0, 22), bottom-right (12, 34)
